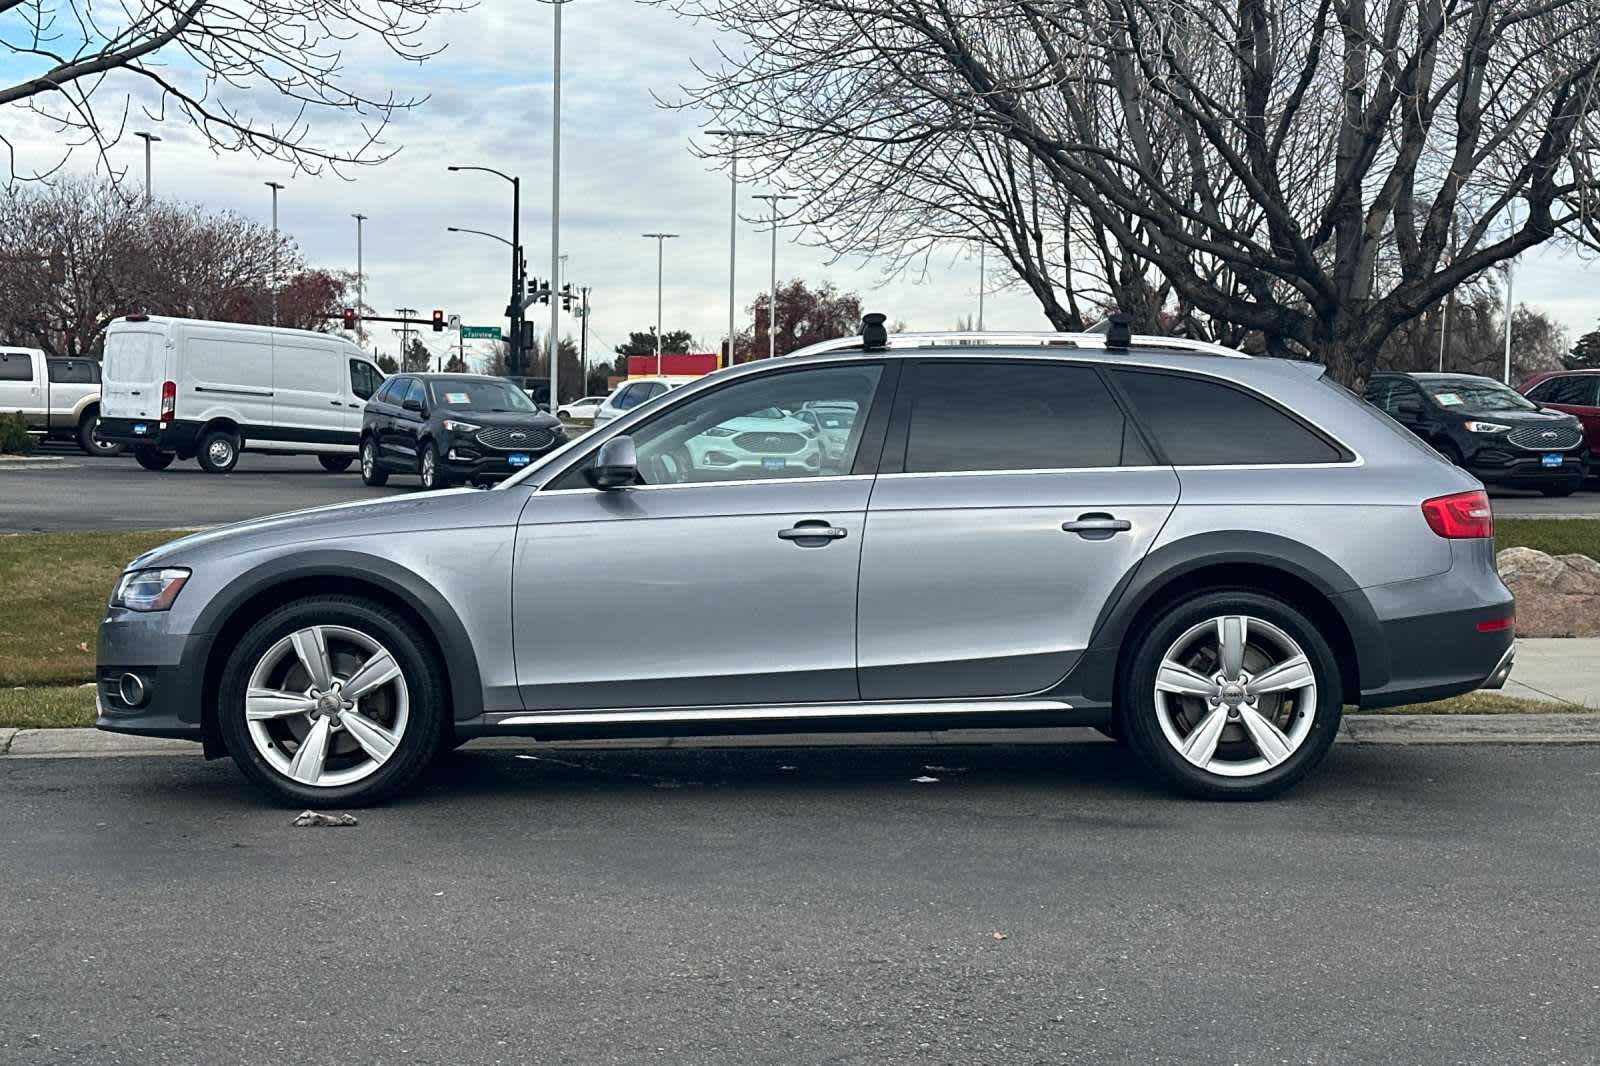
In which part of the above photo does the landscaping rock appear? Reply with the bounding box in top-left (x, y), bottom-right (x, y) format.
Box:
top-left (1497, 547), bottom-right (1600, 637)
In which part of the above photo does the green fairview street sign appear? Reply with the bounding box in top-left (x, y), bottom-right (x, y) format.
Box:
top-left (460, 325), bottom-right (503, 340)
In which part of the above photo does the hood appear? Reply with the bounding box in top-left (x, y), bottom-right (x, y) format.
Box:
top-left (128, 487), bottom-right (515, 570)
top-left (436, 408), bottom-right (561, 430)
top-left (1453, 405), bottom-right (1578, 426)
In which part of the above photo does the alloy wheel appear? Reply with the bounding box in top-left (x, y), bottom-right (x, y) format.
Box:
top-left (362, 443), bottom-right (375, 479)
top-left (244, 624), bottom-right (410, 788)
top-left (1152, 615), bottom-right (1317, 778)
top-left (420, 448), bottom-right (435, 488)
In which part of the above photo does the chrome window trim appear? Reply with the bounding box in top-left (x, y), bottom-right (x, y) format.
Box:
top-left (534, 472), bottom-right (878, 497)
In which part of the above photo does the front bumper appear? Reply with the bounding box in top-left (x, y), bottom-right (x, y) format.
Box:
top-left (95, 606), bottom-right (210, 744)
top-left (443, 443), bottom-right (560, 482)
top-left (1467, 447), bottom-right (1587, 487)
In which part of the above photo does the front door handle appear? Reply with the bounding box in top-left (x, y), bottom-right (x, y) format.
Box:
top-left (778, 520), bottom-right (848, 545)
top-left (1061, 513), bottom-right (1132, 540)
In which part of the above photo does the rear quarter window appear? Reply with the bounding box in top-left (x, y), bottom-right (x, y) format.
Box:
top-left (1112, 369), bottom-right (1347, 466)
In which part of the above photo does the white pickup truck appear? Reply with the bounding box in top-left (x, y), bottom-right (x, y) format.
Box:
top-left (0, 347), bottom-right (123, 454)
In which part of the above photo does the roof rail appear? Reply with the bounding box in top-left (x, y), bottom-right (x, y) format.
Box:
top-left (785, 330), bottom-right (1250, 361)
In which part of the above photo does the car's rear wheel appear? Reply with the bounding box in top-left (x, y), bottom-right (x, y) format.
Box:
top-left (79, 415), bottom-right (124, 456)
top-left (1122, 590), bottom-right (1341, 800)
top-left (218, 596), bottom-right (443, 806)
top-left (319, 454), bottom-right (354, 473)
top-left (360, 439), bottom-right (388, 486)
top-left (197, 429), bottom-right (240, 473)
top-left (133, 446), bottom-right (173, 471)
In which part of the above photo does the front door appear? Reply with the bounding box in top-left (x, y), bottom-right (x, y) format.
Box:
top-left (857, 359), bottom-right (1179, 699)
top-left (511, 361), bottom-right (888, 711)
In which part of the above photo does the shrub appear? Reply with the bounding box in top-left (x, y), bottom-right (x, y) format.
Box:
top-left (0, 411), bottom-right (34, 454)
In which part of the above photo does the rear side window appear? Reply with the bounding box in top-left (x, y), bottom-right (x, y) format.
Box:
top-left (0, 352), bottom-right (33, 381)
top-left (48, 359), bottom-right (97, 383)
top-left (1112, 369), bottom-right (1346, 466)
top-left (373, 377), bottom-right (400, 404)
top-left (612, 383), bottom-right (650, 410)
top-left (903, 361), bottom-right (1147, 472)
top-left (1533, 376), bottom-right (1598, 406)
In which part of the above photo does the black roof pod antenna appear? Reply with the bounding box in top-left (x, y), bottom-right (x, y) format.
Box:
top-left (861, 312), bottom-right (889, 351)
top-left (1105, 311), bottom-right (1132, 350)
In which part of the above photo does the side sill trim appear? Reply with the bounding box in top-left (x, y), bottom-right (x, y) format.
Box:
top-left (494, 697), bottom-right (1074, 728)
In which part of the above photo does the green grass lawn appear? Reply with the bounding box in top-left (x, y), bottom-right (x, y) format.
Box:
top-left (0, 530), bottom-right (188, 688)
top-left (1495, 517), bottom-right (1600, 559)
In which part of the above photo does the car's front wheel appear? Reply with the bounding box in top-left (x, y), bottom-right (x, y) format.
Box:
top-left (1122, 590), bottom-right (1341, 800)
top-left (1540, 480), bottom-right (1580, 498)
top-left (418, 441), bottom-right (452, 491)
top-left (218, 596), bottom-right (444, 806)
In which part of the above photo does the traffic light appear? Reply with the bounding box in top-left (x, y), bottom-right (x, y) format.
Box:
top-left (560, 283), bottom-right (574, 312)
top-left (431, 309), bottom-right (445, 332)
top-left (535, 279), bottom-right (550, 306)
top-left (342, 307), bottom-right (357, 331)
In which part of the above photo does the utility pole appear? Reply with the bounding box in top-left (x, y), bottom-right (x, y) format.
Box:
top-left (394, 307), bottom-right (417, 369)
top-left (265, 182), bottom-right (285, 326)
top-left (1502, 202), bottom-right (1517, 384)
top-left (642, 233), bottom-right (679, 374)
top-left (134, 132), bottom-right (160, 205)
top-left (707, 130), bottom-right (751, 368)
top-left (753, 192), bottom-right (796, 361)
top-left (352, 213), bottom-right (367, 336)
top-left (579, 285), bottom-right (591, 391)
top-left (977, 243), bottom-right (986, 331)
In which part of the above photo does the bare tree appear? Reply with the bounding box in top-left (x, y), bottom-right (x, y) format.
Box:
top-left (665, 0), bottom-right (1600, 384)
top-left (0, 0), bottom-right (468, 182)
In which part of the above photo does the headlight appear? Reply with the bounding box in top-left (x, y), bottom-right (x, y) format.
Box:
top-left (704, 427), bottom-right (737, 437)
top-left (441, 419), bottom-right (482, 434)
top-left (111, 568), bottom-right (191, 612)
top-left (1464, 421), bottom-right (1511, 434)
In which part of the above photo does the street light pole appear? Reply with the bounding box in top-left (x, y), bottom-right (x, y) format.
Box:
top-left (753, 193), bottom-right (795, 361)
top-left (642, 233), bottom-right (679, 374)
top-left (134, 132), bottom-right (160, 205)
top-left (1502, 202), bottom-right (1517, 384)
top-left (977, 243), bottom-right (986, 332)
top-left (264, 181), bottom-right (285, 326)
top-left (448, 165), bottom-right (523, 376)
top-left (579, 285), bottom-right (591, 391)
top-left (707, 130), bottom-right (751, 368)
top-left (352, 214), bottom-right (367, 333)
top-left (548, 0), bottom-right (571, 407)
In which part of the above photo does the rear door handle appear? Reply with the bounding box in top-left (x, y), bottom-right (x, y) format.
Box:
top-left (778, 521), bottom-right (848, 545)
top-left (1061, 513), bottom-right (1132, 539)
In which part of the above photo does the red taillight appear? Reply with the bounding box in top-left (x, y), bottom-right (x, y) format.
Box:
top-left (160, 380), bottom-right (176, 423)
top-left (1421, 489), bottom-right (1493, 539)
top-left (1476, 616), bottom-right (1514, 633)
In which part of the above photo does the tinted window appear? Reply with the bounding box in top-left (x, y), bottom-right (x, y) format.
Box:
top-left (1113, 370), bottom-right (1344, 465)
top-left (1537, 376), bottom-right (1598, 407)
top-left (611, 383), bottom-right (650, 410)
top-left (373, 377), bottom-right (399, 404)
top-left (349, 360), bottom-right (382, 400)
top-left (47, 359), bottom-right (97, 383)
top-left (0, 351), bottom-right (33, 381)
top-left (404, 379), bottom-right (427, 410)
top-left (904, 362), bottom-right (1141, 472)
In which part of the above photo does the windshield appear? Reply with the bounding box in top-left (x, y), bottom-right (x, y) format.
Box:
top-left (1419, 379), bottom-right (1537, 413)
top-left (427, 379), bottom-right (536, 413)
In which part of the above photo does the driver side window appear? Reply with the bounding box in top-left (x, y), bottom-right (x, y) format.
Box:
top-left (554, 364), bottom-right (884, 489)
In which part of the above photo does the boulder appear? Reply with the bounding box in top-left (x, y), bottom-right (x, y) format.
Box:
top-left (1496, 547), bottom-right (1600, 637)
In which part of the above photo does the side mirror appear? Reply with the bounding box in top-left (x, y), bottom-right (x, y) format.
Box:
top-left (402, 398), bottom-right (424, 414)
top-left (585, 435), bottom-right (639, 490)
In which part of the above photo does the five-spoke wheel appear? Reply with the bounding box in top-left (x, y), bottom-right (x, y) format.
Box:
top-left (219, 596), bottom-right (442, 806)
top-left (1123, 590), bottom-right (1340, 799)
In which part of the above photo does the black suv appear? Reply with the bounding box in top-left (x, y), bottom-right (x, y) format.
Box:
top-left (359, 373), bottom-right (565, 490)
top-left (1365, 372), bottom-right (1587, 496)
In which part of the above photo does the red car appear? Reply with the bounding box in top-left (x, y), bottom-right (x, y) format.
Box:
top-left (1521, 370), bottom-right (1600, 475)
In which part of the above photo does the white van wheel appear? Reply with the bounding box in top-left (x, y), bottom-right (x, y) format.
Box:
top-left (198, 430), bottom-right (240, 474)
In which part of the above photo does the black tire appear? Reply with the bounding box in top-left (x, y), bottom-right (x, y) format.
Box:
top-left (217, 595), bottom-right (444, 807)
top-left (78, 415), bottom-right (124, 456)
top-left (319, 454), bottom-right (355, 473)
top-left (418, 440), bottom-right (452, 490)
top-left (133, 446), bottom-right (174, 471)
top-left (360, 438), bottom-right (388, 486)
top-left (1540, 481), bottom-right (1579, 498)
top-left (1120, 589), bottom-right (1342, 800)
top-left (197, 428), bottom-right (240, 473)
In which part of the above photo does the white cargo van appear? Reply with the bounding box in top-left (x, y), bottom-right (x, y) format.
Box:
top-left (97, 316), bottom-right (385, 473)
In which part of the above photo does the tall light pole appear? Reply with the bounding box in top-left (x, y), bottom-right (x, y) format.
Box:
top-left (579, 285), bottom-right (591, 391)
top-left (448, 166), bottom-right (523, 376)
top-left (642, 233), bottom-right (679, 374)
top-left (707, 129), bottom-right (752, 368)
top-left (352, 213), bottom-right (367, 333)
top-left (753, 192), bottom-right (796, 361)
top-left (134, 132), bottom-right (160, 205)
top-left (544, 0), bottom-right (575, 406)
top-left (977, 243), bottom-right (986, 331)
top-left (1502, 202), bottom-right (1518, 384)
top-left (264, 181), bottom-right (285, 326)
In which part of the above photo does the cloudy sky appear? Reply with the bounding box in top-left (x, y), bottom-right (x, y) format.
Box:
top-left (5, 0), bottom-right (1598, 370)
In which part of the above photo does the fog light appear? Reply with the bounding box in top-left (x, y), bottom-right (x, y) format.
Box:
top-left (118, 672), bottom-right (149, 708)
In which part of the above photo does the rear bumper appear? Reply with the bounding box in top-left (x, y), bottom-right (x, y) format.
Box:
top-left (96, 417), bottom-right (202, 454)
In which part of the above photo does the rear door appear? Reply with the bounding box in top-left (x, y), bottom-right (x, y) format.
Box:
top-left (100, 328), bottom-right (162, 420)
top-left (856, 359), bottom-right (1179, 700)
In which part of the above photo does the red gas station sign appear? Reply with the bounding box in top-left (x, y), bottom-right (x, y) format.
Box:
top-left (626, 353), bottom-right (720, 377)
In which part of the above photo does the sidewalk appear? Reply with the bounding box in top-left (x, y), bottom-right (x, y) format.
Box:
top-left (1504, 638), bottom-right (1600, 707)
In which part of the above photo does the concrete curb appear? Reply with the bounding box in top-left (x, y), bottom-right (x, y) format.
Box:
top-left (3, 715), bottom-right (1599, 760)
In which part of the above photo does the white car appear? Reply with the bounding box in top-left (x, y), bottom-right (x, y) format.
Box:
top-left (555, 394), bottom-right (610, 425)
top-left (682, 407), bottom-right (823, 479)
top-left (591, 376), bottom-right (695, 426)
top-left (96, 315), bottom-right (385, 473)
top-left (794, 400), bottom-right (861, 471)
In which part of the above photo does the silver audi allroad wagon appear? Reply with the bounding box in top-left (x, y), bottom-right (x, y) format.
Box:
top-left (97, 319), bottom-right (1516, 805)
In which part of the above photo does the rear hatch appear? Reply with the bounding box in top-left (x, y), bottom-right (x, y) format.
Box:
top-left (100, 327), bottom-right (162, 419)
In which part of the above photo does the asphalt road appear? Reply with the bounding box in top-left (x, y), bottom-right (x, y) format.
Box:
top-left (2, 440), bottom-right (1598, 532)
top-left (3, 742), bottom-right (1598, 1064)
